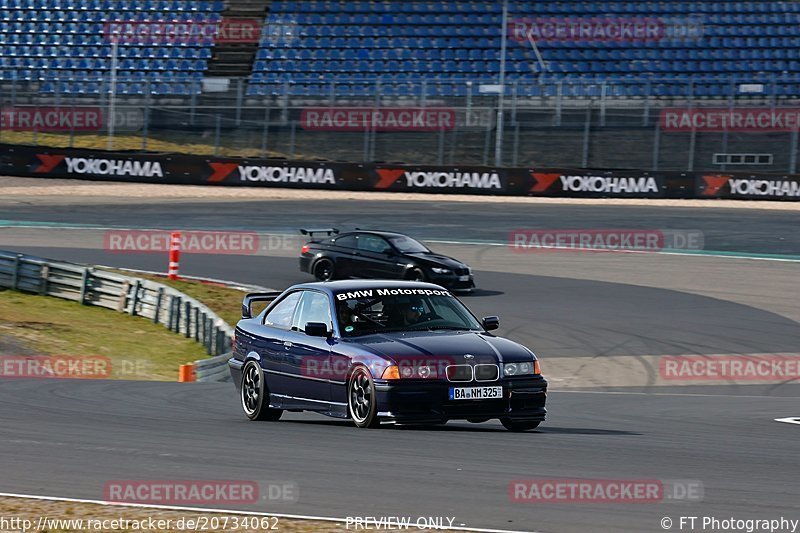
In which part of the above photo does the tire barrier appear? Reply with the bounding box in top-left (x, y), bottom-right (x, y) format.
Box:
top-left (2, 142), bottom-right (799, 200)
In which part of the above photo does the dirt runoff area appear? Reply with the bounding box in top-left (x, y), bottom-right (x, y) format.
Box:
top-left (1, 176), bottom-right (799, 210)
top-left (0, 496), bottom-right (471, 532)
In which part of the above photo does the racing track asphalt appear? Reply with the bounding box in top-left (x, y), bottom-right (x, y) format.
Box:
top-left (0, 380), bottom-right (798, 533)
top-left (0, 195), bottom-right (799, 532)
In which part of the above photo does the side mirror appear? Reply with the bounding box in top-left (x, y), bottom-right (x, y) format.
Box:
top-left (482, 316), bottom-right (500, 331)
top-left (305, 322), bottom-right (330, 338)
top-left (383, 248), bottom-right (395, 256)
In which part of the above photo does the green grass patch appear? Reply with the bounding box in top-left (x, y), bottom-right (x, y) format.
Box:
top-left (0, 289), bottom-right (205, 381)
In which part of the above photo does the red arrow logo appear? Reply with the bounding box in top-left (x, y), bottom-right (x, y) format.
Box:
top-left (375, 169), bottom-right (406, 189)
top-left (207, 163), bottom-right (239, 183)
top-left (529, 172), bottom-right (562, 193)
top-left (34, 154), bottom-right (65, 173)
top-left (700, 175), bottom-right (732, 196)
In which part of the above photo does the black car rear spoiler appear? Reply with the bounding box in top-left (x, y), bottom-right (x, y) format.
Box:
top-left (300, 228), bottom-right (339, 238)
top-left (242, 291), bottom-right (283, 319)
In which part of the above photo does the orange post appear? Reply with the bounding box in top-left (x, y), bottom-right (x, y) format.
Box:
top-left (178, 363), bottom-right (196, 382)
top-left (168, 232), bottom-right (181, 280)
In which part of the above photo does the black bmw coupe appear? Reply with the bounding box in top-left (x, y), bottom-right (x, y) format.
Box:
top-left (299, 228), bottom-right (475, 291)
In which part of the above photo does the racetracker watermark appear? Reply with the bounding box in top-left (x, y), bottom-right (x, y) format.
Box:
top-left (510, 479), bottom-right (704, 504)
top-left (302, 356), bottom-right (461, 381)
top-left (0, 355), bottom-right (111, 379)
top-left (660, 355), bottom-right (800, 382)
top-left (509, 229), bottom-right (704, 253)
top-left (1, 107), bottom-right (102, 131)
top-left (103, 480), bottom-right (298, 505)
top-left (103, 18), bottom-right (265, 44)
top-left (508, 17), bottom-right (703, 43)
top-left (104, 230), bottom-right (300, 255)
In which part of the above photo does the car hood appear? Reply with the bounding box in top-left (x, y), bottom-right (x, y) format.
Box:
top-left (346, 330), bottom-right (535, 365)
top-left (405, 252), bottom-right (468, 269)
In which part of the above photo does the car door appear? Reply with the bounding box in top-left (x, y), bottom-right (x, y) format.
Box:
top-left (354, 234), bottom-right (405, 279)
top-left (281, 290), bottom-right (334, 406)
top-left (255, 290), bottom-right (303, 399)
top-left (329, 234), bottom-right (359, 278)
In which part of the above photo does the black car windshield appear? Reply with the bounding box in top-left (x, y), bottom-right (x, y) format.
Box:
top-left (387, 236), bottom-right (430, 254)
top-left (335, 289), bottom-right (482, 337)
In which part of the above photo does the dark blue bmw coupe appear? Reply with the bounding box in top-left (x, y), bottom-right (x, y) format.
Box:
top-left (229, 280), bottom-right (547, 430)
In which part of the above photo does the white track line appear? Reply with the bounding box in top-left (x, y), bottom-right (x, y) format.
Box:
top-left (552, 390), bottom-right (800, 400)
top-left (0, 492), bottom-right (539, 533)
top-left (775, 417), bottom-right (800, 425)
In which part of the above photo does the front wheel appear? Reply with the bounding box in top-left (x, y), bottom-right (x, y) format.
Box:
top-left (406, 267), bottom-right (426, 282)
top-left (500, 418), bottom-right (541, 432)
top-left (348, 367), bottom-right (380, 428)
top-left (241, 361), bottom-right (282, 421)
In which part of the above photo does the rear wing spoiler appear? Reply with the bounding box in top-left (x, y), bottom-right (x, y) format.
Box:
top-left (242, 291), bottom-right (283, 319)
top-left (300, 228), bottom-right (339, 238)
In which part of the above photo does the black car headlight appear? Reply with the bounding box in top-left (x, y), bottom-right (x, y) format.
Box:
top-left (431, 267), bottom-right (452, 275)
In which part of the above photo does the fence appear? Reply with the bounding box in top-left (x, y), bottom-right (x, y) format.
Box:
top-left (2, 75), bottom-right (800, 173)
top-left (0, 250), bottom-right (233, 381)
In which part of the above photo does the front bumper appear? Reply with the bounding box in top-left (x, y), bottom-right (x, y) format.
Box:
top-left (426, 272), bottom-right (476, 291)
top-left (374, 376), bottom-right (547, 424)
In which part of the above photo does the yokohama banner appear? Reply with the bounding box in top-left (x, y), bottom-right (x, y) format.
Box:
top-left (0, 143), bottom-right (796, 201)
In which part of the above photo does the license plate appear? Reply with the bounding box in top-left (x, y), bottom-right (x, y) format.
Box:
top-left (458, 275), bottom-right (470, 281)
top-left (449, 386), bottom-right (503, 400)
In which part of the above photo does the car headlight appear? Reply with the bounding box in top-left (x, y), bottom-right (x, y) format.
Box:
top-left (503, 361), bottom-right (540, 376)
top-left (431, 267), bottom-right (451, 275)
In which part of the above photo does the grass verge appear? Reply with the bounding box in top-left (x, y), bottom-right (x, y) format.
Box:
top-left (0, 289), bottom-right (204, 381)
top-left (0, 131), bottom-right (309, 159)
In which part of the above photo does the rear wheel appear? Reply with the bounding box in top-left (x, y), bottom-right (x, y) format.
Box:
top-left (500, 418), bottom-right (540, 432)
top-left (348, 367), bottom-right (380, 428)
top-left (241, 361), bottom-right (282, 421)
top-left (313, 258), bottom-right (335, 281)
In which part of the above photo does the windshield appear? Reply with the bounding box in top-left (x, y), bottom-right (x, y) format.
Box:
top-left (335, 289), bottom-right (482, 337)
top-left (388, 235), bottom-right (430, 254)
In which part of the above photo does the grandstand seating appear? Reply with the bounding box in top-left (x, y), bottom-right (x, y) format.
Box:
top-left (0, 0), bottom-right (223, 95)
top-left (248, 0), bottom-right (800, 98)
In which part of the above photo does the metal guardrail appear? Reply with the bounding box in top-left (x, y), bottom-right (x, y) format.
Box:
top-left (0, 250), bottom-right (233, 382)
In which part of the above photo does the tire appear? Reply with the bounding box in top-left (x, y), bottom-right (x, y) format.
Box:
top-left (500, 418), bottom-right (541, 432)
top-left (313, 258), bottom-right (335, 281)
top-left (348, 367), bottom-right (380, 428)
top-left (241, 361), bottom-right (282, 421)
top-left (406, 267), bottom-right (426, 282)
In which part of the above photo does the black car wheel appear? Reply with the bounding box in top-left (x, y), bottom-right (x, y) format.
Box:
top-left (313, 258), bottom-right (335, 281)
top-left (500, 418), bottom-right (541, 432)
top-left (241, 361), bottom-right (282, 421)
top-left (406, 267), bottom-right (426, 282)
top-left (348, 367), bottom-right (379, 428)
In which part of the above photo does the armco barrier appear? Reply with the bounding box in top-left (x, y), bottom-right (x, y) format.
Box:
top-left (2, 142), bottom-right (799, 200)
top-left (0, 250), bottom-right (233, 382)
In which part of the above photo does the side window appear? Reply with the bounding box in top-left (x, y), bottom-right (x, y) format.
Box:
top-left (264, 291), bottom-right (302, 329)
top-left (358, 235), bottom-right (390, 253)
top-left (333, 235), bottom-right (357, 249)
top-left (292, 291), bottom-right (333, 332)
